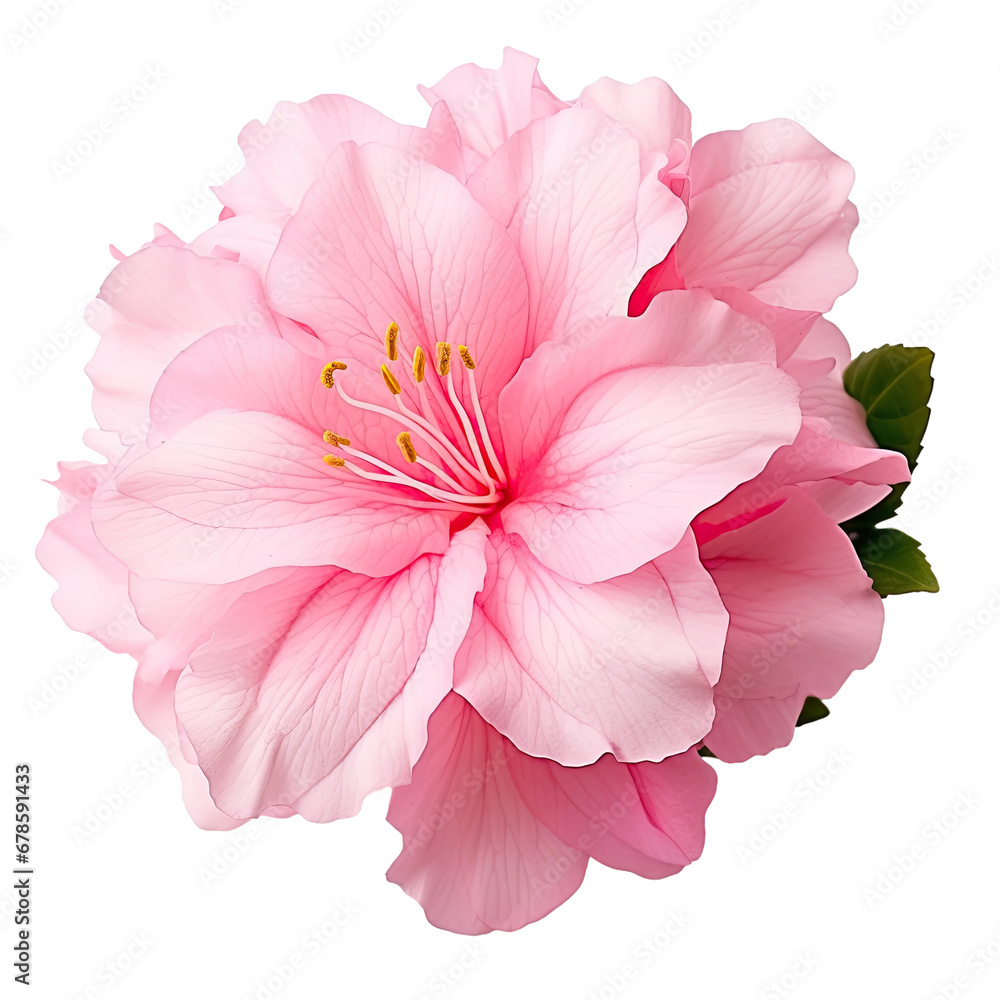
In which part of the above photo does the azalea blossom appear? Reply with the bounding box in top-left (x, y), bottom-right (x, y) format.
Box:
top-left (39, 48), bottom-right (909, 933)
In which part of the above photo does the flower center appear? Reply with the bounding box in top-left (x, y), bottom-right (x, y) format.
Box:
top-left (317, 322), bottom-right (506, 514)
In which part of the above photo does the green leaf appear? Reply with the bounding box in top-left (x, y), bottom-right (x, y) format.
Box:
top-left (850, 527), bottom-right (940, 597)
top-left (697, 746), bottom-right (717, 759)
top-left (843, 345), bottom-right (934, 472)
top-left (795, 696), bottom-right (830, 727)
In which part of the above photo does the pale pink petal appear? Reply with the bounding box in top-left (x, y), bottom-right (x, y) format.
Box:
top-left (418, 47), bottom-right (568, 174)
top-left (508, 747), bottom-right (716, 879)
top-left (577, 76), bottom-right (691, 164)
top-left (724, 420), bottom-right (910, 524)
top-left (453, 528), bottom-right (726, 766)
top-left (36, 460), bottom-right (151, 657)
top-left (91, 410), bottom-right (454, 583)
top-left (173, 522), bottom-right (488, 821)
top-left (467, 106), bottom-right (685, 352)
top-left (696, 488), bottom-right (884, 761)
top-left (784, 316), bottom-right (877, 447)
top-left (265, 140), bottom-right (529, 429)
top-left (386, 692), bottom-right (587, 934)
top-left (216, 94), bottom-right (463, 224)
top-left (86, 246), bottom-right (279, 436)
top-left (674, 120), bottom-right (857, 311)
top-left (499, 301), bottom-right (801, 583)
top-left (133, 670), bottom-right (245, 831)
top-left (702, 693), bottom-right (806, 763)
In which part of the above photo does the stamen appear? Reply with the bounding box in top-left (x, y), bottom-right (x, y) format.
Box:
top-left (445, 368), bottom-right (493, 487)
top-left (435, 342), bottom-right (451, 376)
top-left (458, 345), bottom-right (475, 370)
top-left (320, 361), bottom-right (347, 388)
top-left (381, 364), bottom-right (402, 396)
top-left (412, 346), bottom-right (426, 383)
top-left (396, 432), bottom-right (418, 463)
top-left (385, 321), bottom-right (400, 360)
top-left (323, 430), bottom-right (350, 447)
top-left (323, 455), bottom-right (345, 467)
top-left (462, 363), bottom-right (507, 488)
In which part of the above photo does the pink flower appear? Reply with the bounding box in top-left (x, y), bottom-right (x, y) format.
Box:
top-left (39, 49), bottom-right (909, 933)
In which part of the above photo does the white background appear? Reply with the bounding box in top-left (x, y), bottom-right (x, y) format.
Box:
top-left (3, 0), bottom-right (999, 997)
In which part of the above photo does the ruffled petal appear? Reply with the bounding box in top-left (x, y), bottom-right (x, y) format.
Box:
top-left (386, 692), bottom-right (587, 934)
top-left (453, 528), bottom-right (726, 766)
top-left (216, 94), bottom-right (464, 224)
top-left (173, 522), bottom-right (488, 821)
top-left (265, 140), bottom-right (530, 431)
top-left (418, 47), bottom-right (568, 174)
top-left (696, 488), bottom-right (884, 761)
top-left (91, 410), bottom-right (454, 582)
top-left (467, 105), bottom-right (685, 352)
top-left (508, 746), bottom-right (716, 879)
top-left (86, 246), bottom-right (280, 436)
top-left (672, 120), bottom-right (858, 311)
top-left (499, 294), bottom-right (801, 583)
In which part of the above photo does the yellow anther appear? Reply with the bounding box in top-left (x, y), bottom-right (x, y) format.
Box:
top-left (381, 363), bottom-right (402, 395)
top-left (396, 432), bottom-right (418, 463)
top-left (457, 345), bottom-right (476, 370)
top-left (320, 361), bottom-right (347, 388)
top-left (385, 321), bottom-right (400, 361)
top-left (323, 430), bottom-right (350, 447)
top-left (412, 345), bottom-right (426, 383)
top-left (435, 342), bottom-right (451, 376)
top-left (323, 455), bottom-right (345, 467)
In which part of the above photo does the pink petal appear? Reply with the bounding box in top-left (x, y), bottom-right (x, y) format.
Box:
top-left (724, 420), bottom-right (910, 525)
top-left (418, 47), bottom-right (568, 174)
top-left (784, 317), bottom-right (877, 447)
top-left (386, 692), bottom-right (587, 934)
top-left (674, 120), bottom-right (858, 311)
top-left (36, 460), bottom-right (150, 657)
top-left (453, 528), bottom-right (726, 766)
top-left (91, 410), bottom-right (454, 583)
top-left (577, 75), bottom-right (691, 164)
top-left (467, 106), bottom-right (685, 352)
top-left (216, 94), bottom-right (463, 224)
top-left (697, 488), bottom-right (885, 761)
top-left (133, 670), bottom-right (245, 831)
top-left (265, 140), bottom-right (530, 429)
top-left (86, 246), bottom-right (279, 436)
top-left (499, 295), bottom-right (801, 583)
top-left (174, 522), bottom-right (488, 822)
top-left (508, 747), bottom-right (716, 879)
